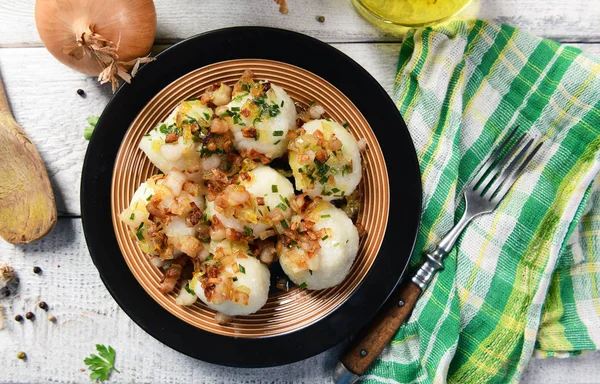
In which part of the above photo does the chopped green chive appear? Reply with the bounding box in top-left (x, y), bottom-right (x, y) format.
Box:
top-left (233, 276), bottom-right (238, 282)
top-left (321, 235), bottom-right (329, 241)
top-left (271, 185), bottom-right (278, 193)
top-left (342, 122), bottom-right (349, 128)
top-left (320, 214), bottom-right (331, 218)
top-left (231, 107), bottom-right (240, 111)
top-left (146, 194), bottom-right (153, 201)
top-left (276, 202), bottom-right (287, 211)
top-left (184, 283), bottom-right (195, 295)
top-left (281, 100), bottom-right (284, 107)
top-left (273, 131), bottom-right (284, 136)
top-left (317, 164), bottom-right (330, 177)
top-left (274, 140), bottom-right (281, 145)
top-left (201, 237), bottom-right (210, 243)
top-left (280, 220), bottom-right (288, 229)
top-left (243, 226), bottom-right (253, 236)
top-left (342, 164), bottom-right (351, 176)
top-left (309, 269), bottom-right (313, 275)
top-left (279, 195), bottom-right (290, 207)
top-left (129, 213), bottom-right (135, 220)
top-left (299, 282), bottom-right (307, 290)
top-left (332, 188), bottom-right (340, 193)
top-left (239, 264), bottom-right (246, 274)
top-left (203, 112), bottom-right (211, 121)
top-left (201, 213), bottom-right (209, 223)
top-left (135, 223), bottom-right (144, 241)
top-left (205, 255), bottom-right (214, 261)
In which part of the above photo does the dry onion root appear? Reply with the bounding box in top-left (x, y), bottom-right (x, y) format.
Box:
top-left (35, 0), bottom-right (157, 92)
top-left (274, 0), bottom-right (289, 14)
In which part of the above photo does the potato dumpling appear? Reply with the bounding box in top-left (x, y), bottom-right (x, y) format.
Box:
top-left (193, 240), bottom-right (270, 316)
top-left (205, 165), bottom-right (295, 240)
top-left (223, 78), bottom-right (296, 161)
top-left (279, 201), bottom-right (359, 290)
top-left (288, 119), bottom-right (362, 201)
top-left (119, 169), bottom-right (208, 260)
top-left (139, 99), bottom-right (213, 175)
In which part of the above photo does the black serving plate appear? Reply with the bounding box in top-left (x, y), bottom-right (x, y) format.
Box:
top-left (81, 27), bottom-right (421, 368)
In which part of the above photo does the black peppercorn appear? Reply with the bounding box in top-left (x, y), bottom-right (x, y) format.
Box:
top-left (33, 266), bottom-right (42, 274)
top-left (38, 302), bottom-right (48, 311)
top-left (77, 89), bottom-right (85, 96)
top-left (14, 314), bottom-right (23, 322)
top-left (25, 312), bottom-right (34, 320)
top-left (317, 15), bottom-right (325, 22)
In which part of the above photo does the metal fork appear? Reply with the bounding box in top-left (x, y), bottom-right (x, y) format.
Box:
top-left (412, 125), bottom-right (543, 290)
top-left (334, 125), bottom-right (543, 384)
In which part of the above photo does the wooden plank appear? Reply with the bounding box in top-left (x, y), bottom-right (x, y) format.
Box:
top-left (0, 217), bottom-right (598, 383)
top-left (1, 0), bottom-right (600, 47)
top-left (0, 42), bottom-right (599, 216)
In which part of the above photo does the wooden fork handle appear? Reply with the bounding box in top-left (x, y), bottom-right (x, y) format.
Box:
top-left (340, 280), bottom-right (422, 376)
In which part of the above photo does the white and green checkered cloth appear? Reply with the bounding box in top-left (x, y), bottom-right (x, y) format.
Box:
top-left (365, 20), bottom-right (600, 383)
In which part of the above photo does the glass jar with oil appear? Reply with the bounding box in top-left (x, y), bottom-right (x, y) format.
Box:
top-left (353, 0), bottom-right (474, 33)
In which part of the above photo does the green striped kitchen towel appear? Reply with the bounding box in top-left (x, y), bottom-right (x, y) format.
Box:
top-left (365, 20), bottom-right (600, 383)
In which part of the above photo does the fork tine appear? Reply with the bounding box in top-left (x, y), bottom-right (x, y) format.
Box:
top-left (482, 137), bottom-right (534, 200)
top-left (476, 134), bottom-right (526, 192)
top-left (490, 141), bottom-right (542, 204)
top-left (469, 125), bottom-right (520, 190)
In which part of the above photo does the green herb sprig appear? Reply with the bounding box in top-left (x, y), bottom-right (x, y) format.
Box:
top-left (83, 116), bottom-right (100, 140)
top-left (83, 344), bottom-right (119, 382)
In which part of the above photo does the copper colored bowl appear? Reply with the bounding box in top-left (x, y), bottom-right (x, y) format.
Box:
top-left (111, 59), bottom-right (390, 338)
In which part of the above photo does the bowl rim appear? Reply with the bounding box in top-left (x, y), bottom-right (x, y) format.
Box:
top-left (110, 57), bottom-right (392, 338)
top-left (81, 26), bottom-right (422, 367)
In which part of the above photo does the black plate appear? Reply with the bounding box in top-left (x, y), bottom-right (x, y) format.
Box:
top-left (81, 27), bottom-right (421, 368)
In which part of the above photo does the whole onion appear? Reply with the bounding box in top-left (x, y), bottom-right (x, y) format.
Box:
top-left (35, 0), bottom-right (157, 91)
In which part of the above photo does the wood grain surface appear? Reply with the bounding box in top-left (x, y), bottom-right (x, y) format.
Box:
top-left (1, 0), bottom-right (599, 382)
top-left (1, 0), bottom-right (600, 47)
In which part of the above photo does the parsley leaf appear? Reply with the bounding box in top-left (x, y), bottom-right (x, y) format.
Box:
top-left (83, 344), bottom-right (119, 382)
top-left (299, 282), bottom-right (307, 290)
top-left (239, 264), bottom-right (246, 274)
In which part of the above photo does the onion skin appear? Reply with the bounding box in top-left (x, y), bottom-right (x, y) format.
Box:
top-left (35, 0), bottom-right (157, 77)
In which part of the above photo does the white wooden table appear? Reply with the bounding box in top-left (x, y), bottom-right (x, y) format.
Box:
top-left (1, 1), bottom-right (600, 383)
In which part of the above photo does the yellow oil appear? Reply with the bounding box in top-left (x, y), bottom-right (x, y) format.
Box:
top-left (353, 0), bottom-right (474, 32)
